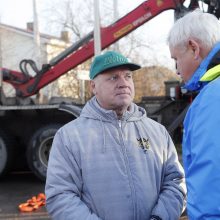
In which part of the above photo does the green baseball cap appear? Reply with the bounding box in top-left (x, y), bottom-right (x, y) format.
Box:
top-left (89, 51), bottom-right (141, 79)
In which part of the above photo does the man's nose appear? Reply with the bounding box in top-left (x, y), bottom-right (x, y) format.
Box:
top-left (175, 63), bottom-right (181, 76)
top-left (118, 76), bottom-right (129, 87)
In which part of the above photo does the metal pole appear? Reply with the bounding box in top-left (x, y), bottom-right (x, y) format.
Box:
top-left (113, 0), bottom-right (119, 22)
top-left (33, 0), bottom-right (45, 102)
top-left (113, 0), bottom-right (119, 51)
top-left (94, 0), bottom-right (101, 56)
top-left (33, 0), bottom-right (41, 68)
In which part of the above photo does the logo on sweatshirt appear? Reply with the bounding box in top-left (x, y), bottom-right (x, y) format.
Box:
top-left (137, 138), bottom-right (150, 152)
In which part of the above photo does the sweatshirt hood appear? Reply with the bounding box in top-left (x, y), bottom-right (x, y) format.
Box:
top-left (80, 97), bottom-right (147, 154)
top-left (80, 96), bottom-right (146, 122)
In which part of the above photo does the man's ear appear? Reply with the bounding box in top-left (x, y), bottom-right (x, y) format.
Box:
top-left (188, 39), bottom-right (200, 60)
top-left (90, 80), bottom-right (96, 95)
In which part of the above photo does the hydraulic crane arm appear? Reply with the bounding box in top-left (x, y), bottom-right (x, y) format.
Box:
top-left (1, 0), bottom-right (187, 97)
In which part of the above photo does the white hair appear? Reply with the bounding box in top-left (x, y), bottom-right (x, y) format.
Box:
top-left (168, 10), bottom-right (220, 50)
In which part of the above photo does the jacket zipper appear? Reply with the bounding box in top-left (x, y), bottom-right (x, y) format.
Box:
top-left (117, 119), bottom-right (136, 219)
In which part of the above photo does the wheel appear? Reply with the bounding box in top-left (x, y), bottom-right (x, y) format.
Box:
top-left (26, 124), bottom-right (62, 181)
top-left (0, 130), bottom-right (14, 178)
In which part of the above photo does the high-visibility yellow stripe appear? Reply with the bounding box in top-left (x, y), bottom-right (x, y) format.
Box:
top-left (200, 64), bottom-right (220, 81)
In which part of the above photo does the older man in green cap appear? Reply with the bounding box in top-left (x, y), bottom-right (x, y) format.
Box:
top-left (46, 50), bottom-right (186, 220)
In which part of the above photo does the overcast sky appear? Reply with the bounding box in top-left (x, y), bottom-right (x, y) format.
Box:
top-left (0, 1), bottom-right (133, 27)
top-left (0, 0), bottom-right (174, 32)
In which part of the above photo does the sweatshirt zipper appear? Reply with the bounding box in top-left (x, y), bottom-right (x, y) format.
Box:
top-left (118, 120), bottom-right (122, 128)
top-left (117, 120), bottom-right (136, 219)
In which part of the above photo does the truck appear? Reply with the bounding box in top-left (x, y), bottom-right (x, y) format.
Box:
top-left (0, 0), bottom-right (218, 181)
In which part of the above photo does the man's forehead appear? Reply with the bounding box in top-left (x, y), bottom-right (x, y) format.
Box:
top-left (102, 67), bottom-right (132, 74)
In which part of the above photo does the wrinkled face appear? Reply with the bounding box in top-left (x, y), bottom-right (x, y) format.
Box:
top-left (169, 43), bottom-right (202, 83)
top-left (90, 67), bottom-right (135, 112)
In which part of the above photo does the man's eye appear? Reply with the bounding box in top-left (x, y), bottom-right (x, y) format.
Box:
top-left (109, 76), bottom-right (117, 81)
top-left (126, 73), bottom-right (132, 78)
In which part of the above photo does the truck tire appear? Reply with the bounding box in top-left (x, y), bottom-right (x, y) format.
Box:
top-left (26, 124), bottom-right (62, 181)
top-left (0, 130), bottom-right (14, 178)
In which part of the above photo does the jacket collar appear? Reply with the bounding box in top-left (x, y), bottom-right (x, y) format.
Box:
top-left (200, 64), bottom-right (220, 82)
top-left (184, 42), bottom-right (220, 91)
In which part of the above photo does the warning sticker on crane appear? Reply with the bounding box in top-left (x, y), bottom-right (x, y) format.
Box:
top-left (113, 24), bottom-right (133, 39)
top-left (157, 0), bottom-right (164, 7)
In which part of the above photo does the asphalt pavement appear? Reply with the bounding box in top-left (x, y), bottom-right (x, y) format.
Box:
top-left (0, 171), bottom-right (51, 220)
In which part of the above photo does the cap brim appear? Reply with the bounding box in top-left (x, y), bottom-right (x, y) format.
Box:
top-left (124, 63), bottom-right (141, 71)
top-left (100, 63), bottom-right (141, 74)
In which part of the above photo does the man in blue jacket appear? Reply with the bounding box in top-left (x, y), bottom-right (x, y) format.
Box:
top-left (168, 10), bottom-right (220, 220)
top-left (45, 51), bottom-right (186, 220)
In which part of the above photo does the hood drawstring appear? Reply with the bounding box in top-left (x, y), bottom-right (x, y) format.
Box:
top-left (99, 118), bottom-right (107, 153)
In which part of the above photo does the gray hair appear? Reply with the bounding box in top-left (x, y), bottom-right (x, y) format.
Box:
top-left (168, 10), bottom-right (220, 50)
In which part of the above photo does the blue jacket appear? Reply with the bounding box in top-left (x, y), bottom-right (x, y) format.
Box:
top-left (183, 43), bottom-right (220, 220)
top-left (45, 97), bottom-right (186, 220)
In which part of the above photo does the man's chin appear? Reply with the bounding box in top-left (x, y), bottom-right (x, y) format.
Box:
top-left (116, 100), bottom-right (132, 109)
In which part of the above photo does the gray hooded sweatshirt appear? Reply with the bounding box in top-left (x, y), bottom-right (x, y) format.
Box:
top-left (45, 97), bottom-right (186, 220)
